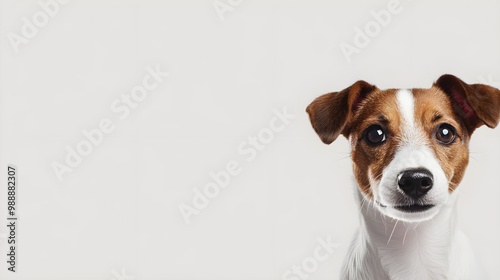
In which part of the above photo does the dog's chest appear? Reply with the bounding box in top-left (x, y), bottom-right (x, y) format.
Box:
top-left (377, 241), bottom-right (450, 279)
top-left (368, 221), bottom-right (451, 279)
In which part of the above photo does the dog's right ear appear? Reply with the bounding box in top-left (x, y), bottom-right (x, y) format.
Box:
top-left (306, 80), bottom-right (378, 144)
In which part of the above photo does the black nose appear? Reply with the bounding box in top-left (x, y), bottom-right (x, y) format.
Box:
top-left (397, 169), bottom-right (433, 199)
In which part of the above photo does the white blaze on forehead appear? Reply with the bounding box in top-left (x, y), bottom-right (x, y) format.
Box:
top-left (396, 89), bottom-right (423, 145)
top-left (396, 89), bottom-right (415, 129)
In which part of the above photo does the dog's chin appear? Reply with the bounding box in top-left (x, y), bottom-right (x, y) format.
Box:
top-left (375, 202), bottom-right (440, 222)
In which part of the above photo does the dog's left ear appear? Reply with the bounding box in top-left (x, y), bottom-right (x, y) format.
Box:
top-left (306, 80), bottom-right (378, 144)
top-left (434, 74), bottom-right (500, 133)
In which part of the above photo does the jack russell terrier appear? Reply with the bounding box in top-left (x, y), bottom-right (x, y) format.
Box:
top-left (306, 74), bottom-right (500, 280)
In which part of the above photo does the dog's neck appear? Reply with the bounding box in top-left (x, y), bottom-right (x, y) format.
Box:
top-left (356, 189), bottom-right (459, 279)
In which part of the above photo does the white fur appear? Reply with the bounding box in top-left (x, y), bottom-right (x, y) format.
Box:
top-left (396, 89), bottom-right (418, 138)
top-left (341, 188), bottom-right (481, 280)
top-left (340, 89), bottom-right (481, 279)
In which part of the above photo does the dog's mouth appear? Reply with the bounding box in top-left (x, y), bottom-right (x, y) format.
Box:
top-left (394, 204), bottom-right (434, 213)
top-left (376, 201), bottom-right (434, 213)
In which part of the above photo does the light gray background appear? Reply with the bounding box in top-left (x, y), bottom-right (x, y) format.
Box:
top-left (0, 0), bottom-right (499, 279)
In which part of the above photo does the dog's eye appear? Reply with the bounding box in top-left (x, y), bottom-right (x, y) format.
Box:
top-left (436, 123), bottom-right (456, 145)
top-left (364, 125), bottom-right (386, 146)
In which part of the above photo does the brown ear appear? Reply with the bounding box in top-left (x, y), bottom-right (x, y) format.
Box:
top-left (306, 80), bottom-right (377, 144)
top-left (434, 74), bottom-right (500, 133)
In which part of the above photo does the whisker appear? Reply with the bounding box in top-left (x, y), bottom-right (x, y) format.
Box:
top-left (469, 155), bottom-right (478, 162)
top-left (360, 194), bottom-right (369, 212)
top-left (338, 155), bottom-right (352, 161)
top-left (402, 223), bottom-right (410, 245)
top-left (447, 181), bottom-right (459, 192)
top-left (448, 180), bottom-right (458, 186)
top-left (387, 220), bottom-right (398, 245)
top-left (413, 221), bottom-right (421, 230)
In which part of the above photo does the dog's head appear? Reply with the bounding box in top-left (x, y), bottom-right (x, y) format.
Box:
top-left (307, 74), bottom-right (500, 222)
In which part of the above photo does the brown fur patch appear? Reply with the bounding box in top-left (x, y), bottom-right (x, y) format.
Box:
top-left (413, 87), bottom-right (471, 192)
top-left (349, 89), bottom-right (401, 198)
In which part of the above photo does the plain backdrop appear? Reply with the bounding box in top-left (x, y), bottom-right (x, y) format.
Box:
top-left (0, 0), bottom-right (499, 279)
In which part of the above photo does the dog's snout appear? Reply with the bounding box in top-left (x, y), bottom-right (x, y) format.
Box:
top-left (397, 169), bottom-right (433, 199)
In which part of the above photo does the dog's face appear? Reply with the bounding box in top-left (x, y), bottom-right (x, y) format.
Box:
top-left (307, 75), bottom-right (500, 222)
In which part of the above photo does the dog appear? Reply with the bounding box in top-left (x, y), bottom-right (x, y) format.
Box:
top-left (306, 74), bottom-right (500, 280)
